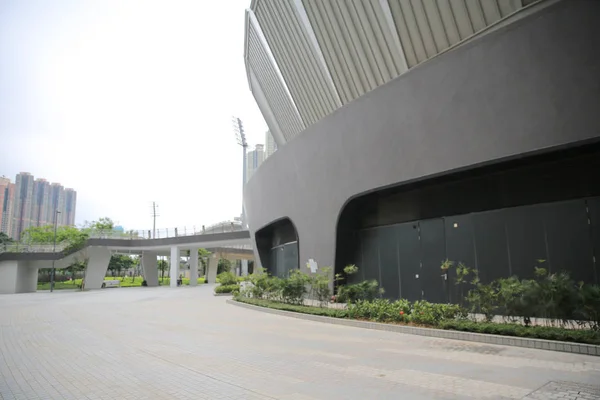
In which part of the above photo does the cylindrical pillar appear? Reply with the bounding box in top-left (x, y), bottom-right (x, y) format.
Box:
top-left (170, 246), bottom-right (180, 288)
top-left (189, 248), bottom-right (198, 286)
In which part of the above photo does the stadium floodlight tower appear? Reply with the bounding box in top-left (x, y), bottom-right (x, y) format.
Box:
top-left (232, 116), bottom-right (248, 228)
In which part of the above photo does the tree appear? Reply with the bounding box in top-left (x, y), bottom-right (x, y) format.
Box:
top-left (107, 254), bottom-right (134, 277)
top-left (20, 225), bottom-right (88, 253)
top-left (158, 259), bottom-right (169, 282)
top-left (217, 258), bottom-right (232, 274)
top-left (67, 259), bottom-right (87, 283)
top-left (84, 217), bottom-right (115, 231)
top-left (198, 248), bottom-right (211, 276)
top-left (0, 232), bottom-right (13, 246)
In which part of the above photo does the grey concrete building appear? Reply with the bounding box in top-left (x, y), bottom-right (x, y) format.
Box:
top-left (243, 0), bottom-right (600, 301)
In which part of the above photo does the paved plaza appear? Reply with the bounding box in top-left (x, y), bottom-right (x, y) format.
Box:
top-left (0, 286), bottom-right (599, 400)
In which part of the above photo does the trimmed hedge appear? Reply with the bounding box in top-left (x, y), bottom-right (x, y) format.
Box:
top-left (235, 297), bottom-right (349, 318)
top-left (438, 320), bottom-right (600, 345)
top-left (215, 284), bottom-right (240, 294)
top-left (233, 297), bottom-right (600, 346)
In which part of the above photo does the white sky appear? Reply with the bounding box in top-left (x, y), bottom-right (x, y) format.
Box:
top-left (0, 0), bottom-right (267, 231)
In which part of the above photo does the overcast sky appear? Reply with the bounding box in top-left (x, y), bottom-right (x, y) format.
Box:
top-left (0, 0), bottom-right (267, 231)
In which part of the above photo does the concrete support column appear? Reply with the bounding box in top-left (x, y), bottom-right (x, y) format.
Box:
top-left (241, 259), bottom-right (248, 276)
top-left (170, 246), bottom-right (180, 288)
top-left (206, 255), bottom-right (218, 284)
top-left (0, 261), bottom-right (18, 294)
top-left (16, 263), bottom-right (38, 293)
top-left (189, 248), bottom-right (198, 286)
top-left (83, 247), bottom-right (112, 290)
top-left (0, 261), bottom-right (39, 294)
top-left (141, 251), bottom-right (159, 287)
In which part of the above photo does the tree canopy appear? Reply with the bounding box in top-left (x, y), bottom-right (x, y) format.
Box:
top-left (21, 225), bottom-right (89, 252)
top-left (83, 217), bottom-right (115, 231)
top-left (0, 232), bottom-right (13, 245)
top-left (107, 254), bottom-right (135, 276)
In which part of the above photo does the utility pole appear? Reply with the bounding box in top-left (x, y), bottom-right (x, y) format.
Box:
top-left (151, 202), bottom-right (159, 239)
top-left (50, 209), bottom-right (61, 292)
top-left (232, 116), bottom-right (248, 228)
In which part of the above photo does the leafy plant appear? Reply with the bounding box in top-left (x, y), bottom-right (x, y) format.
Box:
top-left (337, 279), bottom-right (381, 304)
top-left (496, 276), bottom-right (529, 322)
top-left (466, 270), bottom-right (497, 322)
top-left (343, 264), bottom-right (359, 275)
top-left (235, 296), bottom-right (349, 318)
top-left (575, 283), bottom-right (600, 330)
top-left (309, 267), bottom-right (333, 307)
top-left (410, 300), bottom-right (462, 325)
top-left (281, 270), bottom-right (309, 305)
top-left (529, 267), bottom-right (578, 327)
top-left (214, 284), bottom-right (239, 294)
top-left (217, 271), bottom-right (237, 286)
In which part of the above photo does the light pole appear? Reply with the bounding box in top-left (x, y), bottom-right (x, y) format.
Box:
top-left (232, 116), bottom-right (248, 228)
top-left (50, 209), bottom-right (61, 292)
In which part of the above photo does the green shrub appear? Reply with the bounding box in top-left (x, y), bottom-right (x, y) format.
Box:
top-left (242, 269), bottom-right (283, 300)
top-left (410, 300), bottom-right (462, 325)
top-left (215, 284), bottom-right (239, 294)
top-left (575, 283), bottom-right (600, 330)
top-left (443, 259), bottom-right (600, 328)
top-left (235, 296), bottom-right (349, 318)
top-left (337, 279), bottom-right (381, 304)
top-left (347, 299), bottom-right (411, 323)
top-left (438, 320), bottom-right (600, 345)
top-left (309, 267), bottom-right (333, 306)
top-left (217, 271), bottom-right (237, 286)
top-left (235, 294), bottom-right (600, 345)
top-left (466, 271), bottom-right (498, 322)
top-left (530, 267), bottom-right (578, 325)
top-left (281, 270), bottom-right (309, 305)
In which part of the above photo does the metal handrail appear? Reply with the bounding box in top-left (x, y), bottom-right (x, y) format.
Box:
top-left (0, 221), bottom-right (248, 253)
top-left (0, 242), bottom-right (69, 254)
top-left (88, 221), bottom-right (244, 240)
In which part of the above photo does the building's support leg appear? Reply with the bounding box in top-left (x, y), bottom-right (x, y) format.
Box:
top-left (206, 255), bottom-right (218, 284)
top-left (83, 247), bottom-right (112, 290)
top-left (241, 259), bottom-right (248, 276)
top-left (16, 262), bottom-right (38, 293)
top-left (0, 261), bottom-right (19, 294)
top-left (0, 261), bottom-right (37, 294)
top-left (170, 246), bottom-right (180, 288)
top-left (141, 251), bottom-right (159, 287)
top-left (189, 248), bottom-right (198, 287)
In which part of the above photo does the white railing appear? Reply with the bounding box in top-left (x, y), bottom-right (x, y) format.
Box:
top-left (0, 221), bottom-right (247, 254)
top-left (88, 221), bottom-right (245, 240)
top-left (0, 242), bottom-right (69, 255)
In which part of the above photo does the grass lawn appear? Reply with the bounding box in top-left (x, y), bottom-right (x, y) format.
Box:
top-left (37, 276), bottom-right (206, 290)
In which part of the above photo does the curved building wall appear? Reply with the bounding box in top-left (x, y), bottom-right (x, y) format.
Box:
top-left (245, 9), bottom-right (305, 143)
top-left (244, 0), bottom-right (600, 284)
top-left (245, 0), bottom-right (533, 144)
top-left (252, 0), bottom-right (341, 128)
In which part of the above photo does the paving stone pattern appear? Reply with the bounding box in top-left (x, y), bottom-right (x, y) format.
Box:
top-left (524, 381), bottom-right (600, 399)
top-left (1, 287), bottom-right (599, 399)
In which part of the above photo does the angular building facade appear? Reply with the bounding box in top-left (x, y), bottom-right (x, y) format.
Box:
top-left (243, 0), bottom-right (600, 301)
top-left (11, 172), bottom-right (35, 240)
top-left (246, 144), bottom-right (266, 183)
top-left (32, 179), bottom-right (50, 227)
top-left (0, 177), bottom-right (15, 236)
top-left (0, 173), bottom-right (77, 239)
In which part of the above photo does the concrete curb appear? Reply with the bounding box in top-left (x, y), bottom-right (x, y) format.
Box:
top-left (214, 293), bottom-right (234, 297)
top-left (226, 300), bottom-right (600, 357)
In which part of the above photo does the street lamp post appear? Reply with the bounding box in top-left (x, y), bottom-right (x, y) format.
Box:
top-left (50, 209), bottom-right (61, 292)
top-left (232, 117), bottom-right (248, 228)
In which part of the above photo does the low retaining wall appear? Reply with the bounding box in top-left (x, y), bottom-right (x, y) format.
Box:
top-left (227, 300), bottom-right (599, 357)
